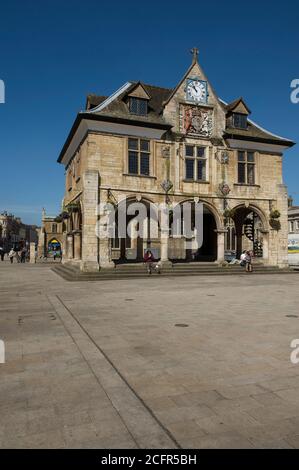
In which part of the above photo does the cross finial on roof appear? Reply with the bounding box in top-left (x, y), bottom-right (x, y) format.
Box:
top-left (190, 47), bottom-right (199, 63)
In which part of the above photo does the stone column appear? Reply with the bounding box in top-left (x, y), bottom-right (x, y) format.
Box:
top-left (260, 230), bottom-right (269, 264)
top-left (29, 242), bottom-right (36, 264)
top-left (160, 228), bottom-right (172, 266)
top-left (97, 200), bottom-right (115, 268)
top-left (37, 227), bottom-right (45, 258)
top-left (67, 235), bottom-right (74, 260)
top-left (73, 232), bottom-right (81, 260)
top-left (99, 236), bottom-right (114, 268)
top-left (61, 232), bottom-right (67, 264)
top-left (216, 229), bottom-right (227, 263)
top-left (80, 170), bottom-right (100, 272)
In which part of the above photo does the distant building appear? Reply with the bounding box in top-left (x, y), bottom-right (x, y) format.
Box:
top-left (38, 209), bottom-right (64, 258)
top-left (288, 198), bottom-right (299, 234)
top-left (0, 211), bottom-right (38, 252)
top-left (288, 198), bottom-right (299, 266)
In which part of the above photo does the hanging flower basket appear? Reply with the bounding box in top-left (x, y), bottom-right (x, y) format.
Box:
top-left (270, 209), bottom-right (281, 219)
top-left (269, 218), bottom-right (281, 230)
top-left (61, 211), bottom-right (70, 220)
top-left (66, 202), bottom-right (80, 213)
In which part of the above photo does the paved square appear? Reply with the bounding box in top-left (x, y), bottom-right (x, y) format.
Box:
top-left (1, 262), bottom-right (299, 448)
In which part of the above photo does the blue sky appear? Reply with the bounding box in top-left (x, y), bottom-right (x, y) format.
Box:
top-left (0, 0), bottom-right (298, 225)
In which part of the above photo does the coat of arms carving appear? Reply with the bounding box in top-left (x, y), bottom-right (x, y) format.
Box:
top-left (180, 105), bottom-right (213, 136)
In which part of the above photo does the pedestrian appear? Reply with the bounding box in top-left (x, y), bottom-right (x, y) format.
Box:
top-left (15, 249), bottom-right (20, 263)
top-left (240, 250), bottom-right (247, 268)
top-left (0, 245), bottom-right (4, 261)
top-left (20, 248), bottom-right (26, 263)
top-left (245, 250), bottom-right (253, 273)
top-left (8, 248), bottom-right (15, 264)
top-left (143, 249), bottom-right (155, 275)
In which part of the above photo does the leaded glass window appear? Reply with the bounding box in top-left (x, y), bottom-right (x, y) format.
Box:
top-left (128, 138), bottom-right (150, 176)
top-left (185, 145), bottom-right (207, 181)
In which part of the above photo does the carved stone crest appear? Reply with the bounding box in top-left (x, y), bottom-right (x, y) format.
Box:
top-left (219, 183), bottom-right (231, 196)
top-left (180, 105), bottom-right (213, 136)
top-left (221, 151), bottom-right (229, 164)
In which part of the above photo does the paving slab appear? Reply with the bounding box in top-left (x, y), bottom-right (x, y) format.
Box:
top-left (1, 263), bottom-right (299, 448)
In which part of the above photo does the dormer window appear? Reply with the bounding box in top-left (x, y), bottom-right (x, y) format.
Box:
top-left (129, 97), bottom-right (148, 116)
top-left (233, 113), bottom-right (247, 129)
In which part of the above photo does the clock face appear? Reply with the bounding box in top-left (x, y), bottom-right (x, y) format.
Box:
top-left (186, 79), bottom-right (207, 103)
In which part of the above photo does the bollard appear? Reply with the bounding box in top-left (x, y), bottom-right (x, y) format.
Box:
top-left (29, 242), bottom-right (36, 264)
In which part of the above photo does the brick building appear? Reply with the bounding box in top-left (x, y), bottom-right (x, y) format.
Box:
top-left (57, 49), bottom-right (294, 272)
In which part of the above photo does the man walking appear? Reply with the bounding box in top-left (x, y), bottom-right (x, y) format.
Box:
top-left (0, 245), bottom-right (4, 261)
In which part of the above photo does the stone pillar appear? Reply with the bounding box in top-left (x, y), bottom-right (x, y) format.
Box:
top-left (260, 230), bottom-right (269, 264)
top-left (29, 242), bottom-right (36, 264)
top-left (37, 227), bottom-right (45, 258)
top-left (160, 229), bottom-right (172, 266)
top-left (67, 235), bottom-right (74, 260)
top-left (276, 184), bottom-right (289, 268)
top-left (73, 232), bottom-right (81, 260)
top-left (61, 232), bottom-right (67, 264)
top-left (80, 170), bottom-right (100, 272)
top-left (216, 229), bottom-right (227, 263)
top-left (99, 237), bottom-right (114, 268)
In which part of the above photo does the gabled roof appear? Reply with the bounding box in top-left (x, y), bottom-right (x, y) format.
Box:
top-left (58, 76), bottom-right (295, 165)
top-left (161, 60), bottom-right (196, 108)
top-left (220, 98), bottom-right (294, 146)
top-left (224, 121), bottom-right (294, 146)
top-left (225, 97), bottom-right (251, 115)
top-left (86, 81), bottom-right (173, 126)
top-left (127, 82), bottom-right (151, 100)
top-left (86, 94), bottom-right (107, 110)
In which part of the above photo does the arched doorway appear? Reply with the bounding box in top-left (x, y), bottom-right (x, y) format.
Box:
top-left (169, 201), bottom-right (218, 262)
top-left (48, 238), bottom-right (61, 257)
top-left (229, 205), bottom-right (267, 260)
top-left (112, 198), bottom-right (159, 263)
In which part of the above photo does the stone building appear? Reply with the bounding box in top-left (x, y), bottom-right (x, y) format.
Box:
top-left (57, 49), bottom-right (294, 271)
top-left (287, 198), bottom-right (299, 265)
top-left (288, 198), bottom-right (299, 234)
top-left (0, 211), bottom-right (38, 252)
top-left (37, 209), bottom-right (64, 258)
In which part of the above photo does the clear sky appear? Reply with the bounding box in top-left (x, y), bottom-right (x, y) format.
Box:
top-left (0, 0), bottom-right (298, 225)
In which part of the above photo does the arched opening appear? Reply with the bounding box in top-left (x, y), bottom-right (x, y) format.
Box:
top-left (227, 205), bottom-right (267, 260)
top-left (110, 198), bottom-right (220, 263)
top-left (169, 201), bottom-right (218, 262)
top-left (112, 198), bottom-right (159, 263)
top-left (48, 238), bottom-right (61, 258)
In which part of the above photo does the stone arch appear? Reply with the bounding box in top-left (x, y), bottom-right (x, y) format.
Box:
top-left (113, 195), bottom-right (160, 262)
top-left (231, 203), bottom-right (269, 260)
top-left (176, 198), bottom-right (223, 230)
top-left (47, 237), bottom-right (62, 257)
top-left (169, 198), bottom-right (220, 262)
top-left (232, 202), bottom-right (268, 231)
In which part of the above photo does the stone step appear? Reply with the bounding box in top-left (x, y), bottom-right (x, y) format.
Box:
top-left (57, 265), bottom-right (279, 275)
top-left (52, 264), bottom-right (298, 282)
